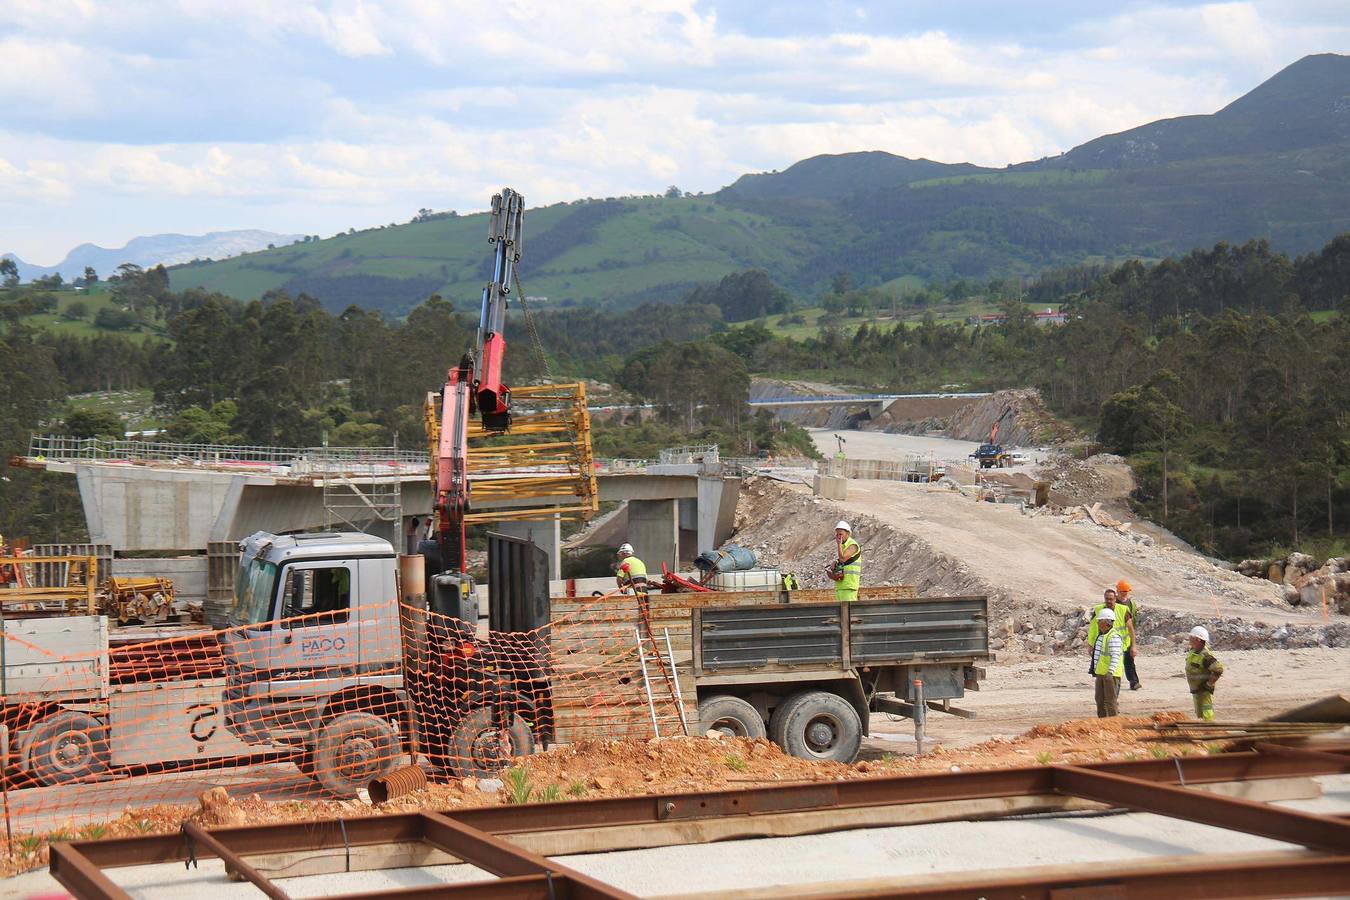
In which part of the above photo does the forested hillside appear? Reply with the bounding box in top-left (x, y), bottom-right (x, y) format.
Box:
top-left (167, 54), bottom-right (1350, 314)
top-left (4, 226), bottom-right (1349, 560)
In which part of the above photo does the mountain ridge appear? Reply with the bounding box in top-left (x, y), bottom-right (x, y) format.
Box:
top-left (5, 230), bottom-right (303, 282)
top-left (164, 53), bottom-right (1350, 312)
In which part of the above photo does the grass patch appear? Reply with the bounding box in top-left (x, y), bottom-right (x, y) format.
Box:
top-left (723, 753), bottom-right (749, 772)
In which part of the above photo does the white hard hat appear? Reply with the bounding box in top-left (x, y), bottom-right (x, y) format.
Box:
top-left (835, 521), bottom-right (851, 532)
top-left (1095, 608), bottom-right (1116, 623)
top-left (1189, 625), bottom-right (1209, 643)
top-left (618, 543), bottom-right (634, 556)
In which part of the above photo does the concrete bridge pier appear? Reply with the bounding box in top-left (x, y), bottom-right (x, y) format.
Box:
top-left (494, 516), bottom-right (562, 581)
top-left (627, 499), bottom-right (680, 572)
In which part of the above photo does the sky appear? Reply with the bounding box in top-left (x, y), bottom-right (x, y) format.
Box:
top-left (2, 0), bottom-right (1347, 264)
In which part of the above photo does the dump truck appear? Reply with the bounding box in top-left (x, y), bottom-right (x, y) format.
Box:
top-left (690, 595), bottom-right (988, 761)
top-left (546, 586), bottom-right (989, 763)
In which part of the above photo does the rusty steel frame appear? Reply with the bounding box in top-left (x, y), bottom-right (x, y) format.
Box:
top-left (48, 743), bottom-right (1350, 900)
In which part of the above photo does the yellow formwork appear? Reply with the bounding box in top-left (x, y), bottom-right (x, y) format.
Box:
top-left (424, 381), bottom-right (598, 525)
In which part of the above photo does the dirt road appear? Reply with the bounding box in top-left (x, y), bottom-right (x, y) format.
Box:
top-left (810, 428), bottom-right (1051, 468)
top-left (833, 477), bottom-right (1303, 623)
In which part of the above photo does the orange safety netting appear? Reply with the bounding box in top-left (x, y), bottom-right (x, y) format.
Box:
top-left (0, 586), bottom-right (690, 834)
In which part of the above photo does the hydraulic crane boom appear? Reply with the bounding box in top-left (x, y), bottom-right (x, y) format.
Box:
top-left (435, 188), bottom-right (524, 574)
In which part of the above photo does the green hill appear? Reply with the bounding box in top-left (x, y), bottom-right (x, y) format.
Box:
top-left (169, 54), bottom-right (1350, 314)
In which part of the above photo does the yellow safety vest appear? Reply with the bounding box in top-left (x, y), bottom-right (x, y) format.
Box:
top-left (1087, 603), bottom-right (1132, 650)
top-left (618, 555), bottom-right (647, 585)
top-left (837, 537), bottom-right (861, 591)
top-left (1093, 627), bottom-right (1125, 677)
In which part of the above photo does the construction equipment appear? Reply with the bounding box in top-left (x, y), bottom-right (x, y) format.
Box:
top-left (221, 189), bottom-right (596, 798)
top-left (101, 576), bottom-right (175, 624)
top-left (0, 553), bottom-right (99, 616)
top-left (423, 187), bottom-right (596, 589)
top-left (972, 405), bottom-right (1014, 468)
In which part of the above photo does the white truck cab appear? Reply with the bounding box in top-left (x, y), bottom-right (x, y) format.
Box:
top-left (223, 530), bottom-right (535, 798)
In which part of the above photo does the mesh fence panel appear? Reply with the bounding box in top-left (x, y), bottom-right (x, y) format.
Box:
top-left (0, 586), bottom-right (689, 833)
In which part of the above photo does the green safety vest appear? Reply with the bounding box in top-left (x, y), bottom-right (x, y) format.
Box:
top-left (1087, 602), bottom-right (1132, 650)
top-left (837, 537), bottom-right (861, 591)
top-left (1093, 626), bottom-right (1125, 677)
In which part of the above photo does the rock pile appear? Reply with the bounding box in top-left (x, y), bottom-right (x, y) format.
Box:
top-left (1236, 553), bottom-right (1350, 615)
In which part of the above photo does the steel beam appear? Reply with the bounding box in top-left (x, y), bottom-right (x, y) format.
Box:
top-left (1053, 765), bottom-right (1350, 852)
top-left (47, 843), bottom-right (133, 900)
top-left (181, 822), bottom-right (290, 900)
top-left (53, 747), bottom-right (1349, 872)
top-left (420, 812), bottom-right (635, 899)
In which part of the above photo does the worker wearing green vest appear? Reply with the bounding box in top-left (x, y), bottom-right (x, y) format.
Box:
top-left (830, 521), bottom-right (862, 602)
top-left (1085, 587), bottom-right (1129, 672)
top-left (1090, 607), bottom-right (1125, 717)
top-left (1185, 625), bottom-right (1224, 721)
top-left (616, 543), bottom-right (648, 596)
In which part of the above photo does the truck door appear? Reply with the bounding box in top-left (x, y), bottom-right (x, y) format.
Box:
top-left (277, 560), bottom-right (362, 685)
top-left (354, 556), bottom-right (402, 687)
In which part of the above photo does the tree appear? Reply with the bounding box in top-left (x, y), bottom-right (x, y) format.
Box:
top-left (82, 266), bottom-right (97, 285)
top-left (664, 185), bottom-right (681, 199)
top-left (63, 300), bottom-right (90, 320)
top-left (165, 401), bottom-right (240, 444)
top-left (63, 408), bottom-right (124, 439)
top-left (94, 307), bottom-right (138, 330)
top-left (0, 257), bottom-right (19, 287)
top-left (33, 273), bottom-right (63, 289)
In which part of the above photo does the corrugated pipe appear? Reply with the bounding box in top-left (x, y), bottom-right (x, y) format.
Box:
top-left (369, 763), bottom-right (428, 805)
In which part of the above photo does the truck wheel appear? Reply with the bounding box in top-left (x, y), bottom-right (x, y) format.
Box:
top-left (698, 695), bottom-right (765, 739)
top-left (294, 747), bottom-right (316, 779)
top-left (772, 691), bottom-right (861, 764)
top-left (446, 707), bottom-right (535, 778)
top-left (313, 712), bottom-right (398, 798)
top-left (28, 711), bottom-right (110, 786)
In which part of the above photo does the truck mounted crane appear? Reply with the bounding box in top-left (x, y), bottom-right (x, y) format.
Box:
top-left (434, 188), bottom-right (523, 577)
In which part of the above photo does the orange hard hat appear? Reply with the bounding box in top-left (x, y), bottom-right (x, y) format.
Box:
top-left (1116, 579), bottom-right (1132, 593)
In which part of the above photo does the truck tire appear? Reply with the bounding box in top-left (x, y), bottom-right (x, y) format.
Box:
top-left (313, 712), bottom-right (398, 798)
top-left (772, 690), bottom-right (861, 764)
top-left (698, 695), bottom-right (765, 739)
top-left (27, 711), bottom-right (110, 786)
top-left (767, 690), bottom-right (813, 746)
top-left (445, 707), bottom-right (535, 778)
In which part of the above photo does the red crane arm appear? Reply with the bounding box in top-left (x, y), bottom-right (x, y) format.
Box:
top-left (433, 188), bottom-right (524, 574)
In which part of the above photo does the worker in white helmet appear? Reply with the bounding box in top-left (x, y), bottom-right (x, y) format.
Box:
top-left (828, 521), bottom-right (862, 602)
top-left (1090, 607), bottom-right (1124, 718)
top-left (1184, 625), bottom-right (1224, 721)
top-left (615, 542), bottom-right (648, 600)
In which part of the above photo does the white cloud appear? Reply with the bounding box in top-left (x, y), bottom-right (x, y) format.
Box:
top-left (1, 0), bottom-right (1347, 261)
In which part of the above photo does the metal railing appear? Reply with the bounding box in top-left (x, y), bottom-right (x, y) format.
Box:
top-left (27, 435), bottom-right (428, 471)
top-left (657, 444), bottom-right (719, 465)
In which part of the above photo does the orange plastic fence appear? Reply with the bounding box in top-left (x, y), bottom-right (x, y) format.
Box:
top-left (0, 589), bottom-right (686, 833)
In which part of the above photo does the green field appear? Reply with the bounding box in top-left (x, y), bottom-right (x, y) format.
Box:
top-left (1, 285), bottom-right (166, 340)
top-left (61, 388), bottom-right (163, 431)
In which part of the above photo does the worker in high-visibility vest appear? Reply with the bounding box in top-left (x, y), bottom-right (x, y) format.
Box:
top-left (1090, 607), bottom-right (1124, 718)
top-left (1185, 625), bottom-right (1224, 721)
top-left (1116, 579), bottom-right (1141, 690)
top-left (829, 521), bottom-right (862, 602)
top-left (616, 543), bottom-right (648, 596)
